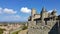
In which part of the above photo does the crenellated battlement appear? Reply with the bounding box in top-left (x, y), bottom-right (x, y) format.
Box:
top-left (27, 7), bottom-right (60, 34)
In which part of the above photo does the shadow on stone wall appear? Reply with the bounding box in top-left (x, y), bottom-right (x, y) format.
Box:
top-left (48, 22), bottom-right (59, 34)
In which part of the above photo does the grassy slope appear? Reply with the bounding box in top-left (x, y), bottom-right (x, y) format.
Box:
top-left (12, 25), bottom-right (28, 34)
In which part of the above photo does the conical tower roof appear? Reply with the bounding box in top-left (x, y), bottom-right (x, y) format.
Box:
top-left (41, 7), bottom-right (47, 14)
top-left (51, 9), bottom-right (57, 15)
top-left (42, 7), bottom-right (46, 11)
top-left (52, 9), bottom-right (56, 13)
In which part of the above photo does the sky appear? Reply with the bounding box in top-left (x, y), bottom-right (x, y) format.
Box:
top-left (0, 0), bottom-right (60, 22)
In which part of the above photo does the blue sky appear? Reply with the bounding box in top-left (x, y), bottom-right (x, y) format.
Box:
top-left (0, 0), bottom-right (60, 22)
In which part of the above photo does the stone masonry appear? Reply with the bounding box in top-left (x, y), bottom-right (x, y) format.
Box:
top-left (27, 7), bottom-right (60, 34)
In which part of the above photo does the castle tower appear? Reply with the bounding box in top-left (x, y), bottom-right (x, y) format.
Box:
top-left (51, 9), bottom-right (56, 16)
top-left (51, 9), bottom-right (57, 20)
top-left (31, 8), bottom-right (36, 21)
top-left (31, 8), bottom-right (36, 16)
top-left (41, 7), bottom-right (47, 22)
top-left (40, 7), bottom-right (47, 26)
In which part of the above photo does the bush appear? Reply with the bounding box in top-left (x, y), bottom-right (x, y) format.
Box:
top-left (22, 26), bottom-right (28, 30)
top-left (0, 28), bottom-right (6, 34)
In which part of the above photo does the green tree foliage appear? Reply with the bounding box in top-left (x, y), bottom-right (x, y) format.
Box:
top-left (22, 25), bottom-right (28, 30)
top-left (0, 28), bottom-right (6, 34)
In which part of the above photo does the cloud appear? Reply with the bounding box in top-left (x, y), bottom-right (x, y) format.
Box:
top-left (20, 7), bottom-right (31, 13)
top-left (48, 10), bottom-right (53, 13)
top-left (0, 7), bottom-right (17, 14)
top-left (3, 8), bottom-right (17, 14)
top-left (0, 7), bottom-right (30, 22)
